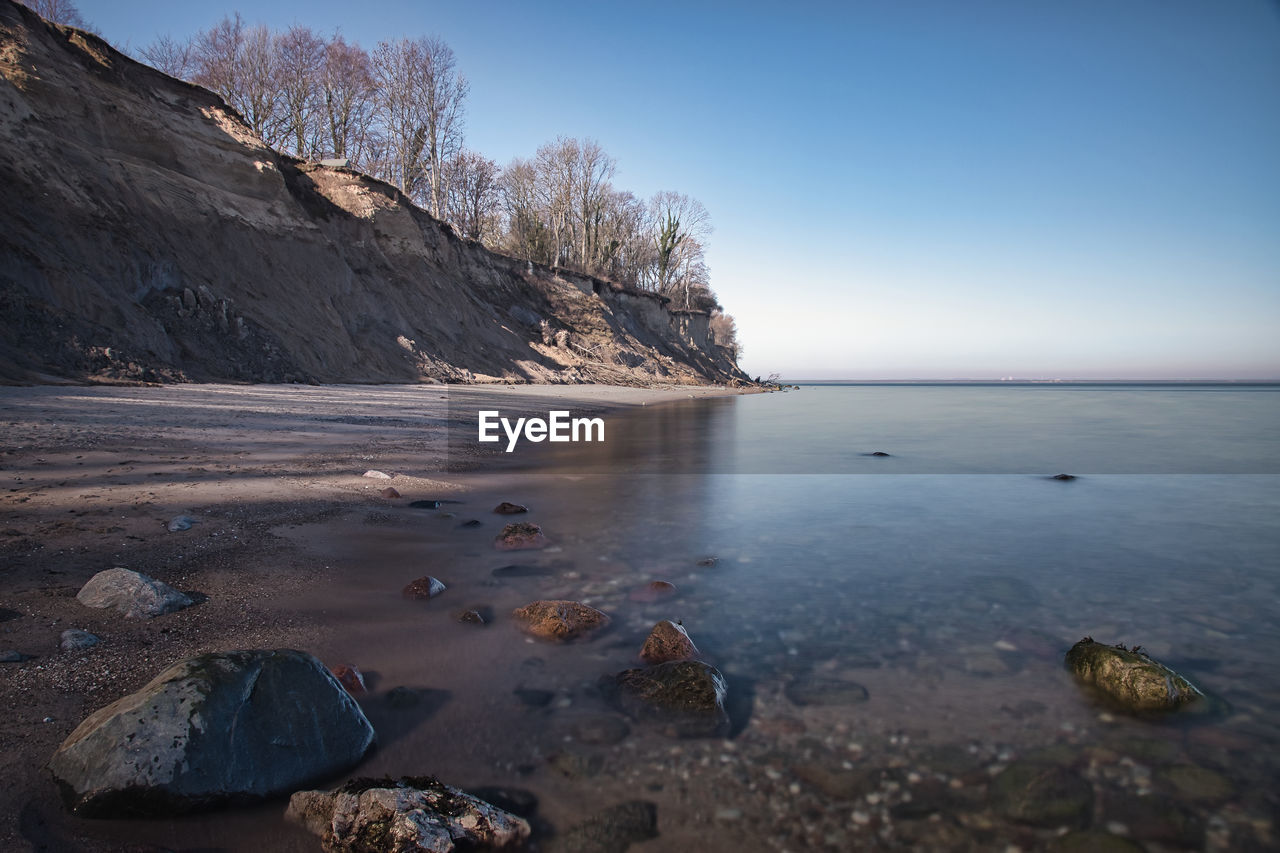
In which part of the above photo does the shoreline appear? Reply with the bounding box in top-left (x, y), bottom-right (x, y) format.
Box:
top-left (0, 381), bottom-right (747, 850)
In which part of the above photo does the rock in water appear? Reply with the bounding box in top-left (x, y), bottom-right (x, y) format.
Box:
top-left (784, 676), bottom-right (870, 707)
top-left (553, 800), bottom-right (658, 852)
top-left (640, 620), bottom-right (698, 664)
top-left (513, 600), bottom-right (610, 642)
top-left (495, 523), bottom-right (548, 551)
top-left (992, 761), bottom-right (1093, 828)
top-left (1065, 638), bottom-right (1203, 713)
top-left (328, 664), bottom-right (367, 696)
top-left (493, 502), bottom-right (528, 514)
top-left (76, 568), bottom-right (194, 619)
top-left (402, 576), bottom-right (447, 600)
top-left (605, 660), bottom-right (730, 738)
top-left (286, 776), bottom-right (530, 852)
top-left (628, 580), bottom-right (677, 603)
top-left (49, 649), bottom-right (375, 816)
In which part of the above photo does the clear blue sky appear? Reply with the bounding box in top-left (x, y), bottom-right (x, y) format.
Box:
top-left (78, 0), bottom-right (1280, 379)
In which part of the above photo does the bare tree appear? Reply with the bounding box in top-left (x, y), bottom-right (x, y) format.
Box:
top-left (445, 149), bottom-right (500, 243)
top-left (138, 34), bottom-right (195, 79)
top-left (647, 190), bottom-right (712, 308)
top-left (191, 14), bottom-right (243, 110)
top-left (275, 25), bottom-right (325, 158)
top-left (571, 139), bottom-right (615, 272)
top-left (20, 0), bottom-right (87, 28)
top-left (533, 138), bottom-right (577, 267)
top-left (238, 24), bottom-right (284, 146)
top-left (191, 15), bottom-right (283, 146)
top-left (709, 310), bottom-right (741, 360)
top-left (370, 36), bottom-right (468, 215)
top-left (319, 35), bottom-right (376, 165)
top-left (499, 156), bottom-right (552, 264)
top-left (592, 189), bottom-right (649, 284)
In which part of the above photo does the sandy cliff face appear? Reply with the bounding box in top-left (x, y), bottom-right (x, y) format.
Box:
top-left (0, 1), bottom-right (747, 386)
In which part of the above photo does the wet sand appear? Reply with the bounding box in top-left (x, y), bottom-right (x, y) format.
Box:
top-left (0, 382), bottom-right (743, 851)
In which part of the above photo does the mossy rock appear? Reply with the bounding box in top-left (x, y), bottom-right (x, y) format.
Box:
top-left (603, 660), bottom-right (729, 737)
top-left (991, 761), bottom-right (1093, 828)
top-left (1104, 792), bottom-right (1205, 847)
top-left (1065, 638), bottom-right (1203, 714)
top-left (554, 800), bottom-right (657, 853)
top-left (1154, 763), bottom-right (1236, 803)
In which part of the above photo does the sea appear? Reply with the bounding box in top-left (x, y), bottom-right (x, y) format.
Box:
top-left (110, 383), bottom-right (1280, 850)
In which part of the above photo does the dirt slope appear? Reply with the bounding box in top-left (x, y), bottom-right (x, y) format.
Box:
top-left (0, 0), bottom-right (748, 387)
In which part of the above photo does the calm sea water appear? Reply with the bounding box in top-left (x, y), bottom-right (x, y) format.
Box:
top-left (107, 384), bottom-right (1280, 850)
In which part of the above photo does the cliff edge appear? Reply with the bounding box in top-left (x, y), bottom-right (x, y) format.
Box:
top-left (0, 1), bottom-right (749, 386)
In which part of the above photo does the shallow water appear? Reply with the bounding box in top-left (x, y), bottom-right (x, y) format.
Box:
top-left (102, 384), bottom-right (1280, 850)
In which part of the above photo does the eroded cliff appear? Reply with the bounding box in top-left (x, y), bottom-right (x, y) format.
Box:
top-left (0, 1), bottom-right (748, 386)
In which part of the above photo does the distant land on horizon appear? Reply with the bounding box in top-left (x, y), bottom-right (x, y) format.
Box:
top-left (785, 379), bottom-right (1280, 386)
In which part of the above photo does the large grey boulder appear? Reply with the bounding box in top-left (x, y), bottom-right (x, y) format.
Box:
top-left (76, 567), bottom-right (194, 619)
top-left (286, 776), bottom-right (530, 852)
top-left (49, 649), bottom-right (375, 816)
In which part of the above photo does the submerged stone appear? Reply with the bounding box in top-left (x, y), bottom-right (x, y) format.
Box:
top-left (784, 676), bottom-right (869, 707)
top-left (494, 502), bottom-right (528, 514)
top-left (76, 568), bottom-right (194, 619)
top-left (1065, 637), bottom-right (1203, 714)
top-left (628, 580), bottom-right (678, 603)
top-left (568, 714), bottom-right (631, 745)
top-left (991, 761), bottom-right (1093, 828)
top-left (604, 660), bottom-right (729, 737)
top-left (495, 522), bottom-right (548, 551)
top-left (287, 776), bottom-right (530, 852)
top-left (1050, 831), bottom-right (1144, 853)
top-left (49, 649), bottom-right (374, 816)
top-left (1103, 792), bottom-right (1206, 847)
top-left (512, 600), bottom-right (610, 641)
top-left (492, 564), bottom-right (553, 578)
top-left (1154, 763), bottom-right (1236, 802)
top-left (553, 800), bottom-right (657, 853)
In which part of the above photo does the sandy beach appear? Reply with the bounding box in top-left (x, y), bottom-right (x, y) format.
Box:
top-left (0, 382), bottom-right (744, 851)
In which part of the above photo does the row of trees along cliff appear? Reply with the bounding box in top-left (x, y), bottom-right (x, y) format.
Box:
top-left (21, 0), bottom-right (743, 361)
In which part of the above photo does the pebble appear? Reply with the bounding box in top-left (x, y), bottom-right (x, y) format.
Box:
top-left (362, 470), bottom-right (392, 479)
top-left (1, 650), bottom-right (27, 663)
top-left (401, 576), bottom-right (447, 599)
top-left (166, 515), bottom-right (196, 532)
top-left (59, 629), bottom-right (100, 651)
